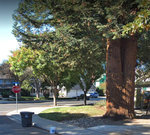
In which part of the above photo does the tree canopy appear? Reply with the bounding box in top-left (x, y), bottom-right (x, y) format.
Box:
top-left (11, 0), bottom-right (106, 105)
top-left (12, 0), bottom-right (150, 67)
top-left (11, 0), bottom-right (150, 117)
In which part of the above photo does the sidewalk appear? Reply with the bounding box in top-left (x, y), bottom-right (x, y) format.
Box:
top-left (7, 107), bottom-right (150, 135)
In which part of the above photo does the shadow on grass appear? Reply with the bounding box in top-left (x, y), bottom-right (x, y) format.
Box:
top-left (39, 112), bottom-right (88, 122)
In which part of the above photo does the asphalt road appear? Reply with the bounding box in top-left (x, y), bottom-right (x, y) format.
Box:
top-left (0, 97), bottom-right (105, 112)
top-left (0, 114), bottom-right (49, 135)
top-left (0, 98), bottom-right (104, 135)
top-left (0, 102), bottom-right (53, 135)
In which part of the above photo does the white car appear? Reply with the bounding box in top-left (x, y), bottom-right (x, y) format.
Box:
top-left (86, 93), bottom-right (90, 97)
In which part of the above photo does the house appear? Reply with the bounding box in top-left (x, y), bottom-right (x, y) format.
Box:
top-left (59, 84), bottom-right (96, 98)
top-left (95, 74), bottom-right (106, 87)
top-left (0, 75), bottom-right (14, 92)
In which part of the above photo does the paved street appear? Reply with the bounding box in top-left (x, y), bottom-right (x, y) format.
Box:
top-left (0, 113), bottom-right (49, 135)
top-left (0, 102), bottom-right (53, 135)
top-left (0, 98), bottom-right (104, 112)
top-left (1, 98), bottom-right (150, 135)
top-left (0, 98), bottom-right (102, 135)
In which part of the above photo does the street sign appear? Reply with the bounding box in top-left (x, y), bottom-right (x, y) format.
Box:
top-left (12, 85), bottom-right (21, 113)
top-left (12, 82), bottom-right (20, 86)
top-left (12, 86), bottom-right (21, 93)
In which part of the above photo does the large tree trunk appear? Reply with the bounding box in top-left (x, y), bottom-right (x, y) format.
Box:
top-left (105, 36), bottom-right (137, 119)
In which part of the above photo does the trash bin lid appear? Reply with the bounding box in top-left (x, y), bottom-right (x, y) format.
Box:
top-left (20, 111), bottom-right (34, 115)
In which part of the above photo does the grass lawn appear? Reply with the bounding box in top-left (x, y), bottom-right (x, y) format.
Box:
top-left (39, 101), bottom-right (106, 121)
top-left (20, 96), bottom-right (35, 101)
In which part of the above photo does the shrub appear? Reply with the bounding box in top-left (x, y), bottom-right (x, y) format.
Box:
top-left (21, 89), bottom-right (30, 96)
top-left (1, 90), bottom-right (11, 98)
top-left (96, 88), bottom-right (104, 96)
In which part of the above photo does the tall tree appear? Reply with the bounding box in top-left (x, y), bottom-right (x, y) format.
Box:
top-left (37, 0), bottom-right (149, 119)
top-left (12, 0), bottom-right (150, 118)
top-left (12, 0), bottom-right (105, 106)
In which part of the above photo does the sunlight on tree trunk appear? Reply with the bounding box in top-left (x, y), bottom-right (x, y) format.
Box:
top-left (105, 36), bottom-right (137, 119)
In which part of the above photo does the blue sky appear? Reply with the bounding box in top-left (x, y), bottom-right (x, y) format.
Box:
top-left (0, 0), bottom-right (20, 64)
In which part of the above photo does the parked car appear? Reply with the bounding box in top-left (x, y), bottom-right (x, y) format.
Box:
top-left (89, 92), bottom-right (99, 98)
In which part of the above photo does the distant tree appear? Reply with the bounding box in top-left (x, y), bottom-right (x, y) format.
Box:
top-left (9, 45), bottom-right (74, 106)
top-left (0, 61), bottom-right (30, 85)
top-left (0, 62), bottom-right (15, 79)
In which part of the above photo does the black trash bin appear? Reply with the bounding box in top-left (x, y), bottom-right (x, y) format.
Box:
top-left (20, 112), bottom-right (34, 127)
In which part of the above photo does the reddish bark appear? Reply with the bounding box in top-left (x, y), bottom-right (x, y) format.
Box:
top-left (105, 36), bottom-right (137, 118)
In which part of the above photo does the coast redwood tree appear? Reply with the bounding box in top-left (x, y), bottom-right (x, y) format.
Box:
top-left (13, 0), bottom-right (150, 118)
top-left (106, 37), bottom-right (137, 118)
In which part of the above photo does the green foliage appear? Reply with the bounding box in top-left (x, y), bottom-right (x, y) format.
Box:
top-left (135, 31), bottom-right (150, 82)
top-left (138, 31), bottom-right (150, 65)
top-left (11, 0), bottom-right (150, 107)
top-left (122, 0), bottom-right (150, 36)
top-left (21, 89), bottom-right (30, 96)
top-left (1, 90), bottom-right (11, 98)
top-left (94, 100), bottom-right (106, 108)
top-left (21, 79), bottom-right (32, 91)
top-left (12, 0), bottom-right (105, 94)
top-left (96, 88), bottom-right (105, 96)
top-left (14, 0), bottom-right (149, 40)
top-left (19, 96), bottom-right (35, 101)
top-left (9, 47), bottom-right (37, 76)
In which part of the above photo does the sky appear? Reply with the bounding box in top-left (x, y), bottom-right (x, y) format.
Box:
top-left (0, 0), bottom-right (21, 64)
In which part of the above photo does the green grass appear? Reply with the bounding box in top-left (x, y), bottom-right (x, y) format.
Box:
top-left (39, 105), bottom-right (106, 122)
top-left (94, 100), bottom-right (106, 107)
top-left (19, 96), bottom-right (35, 101)
top-left (20, 96), bottom-right (75, 101)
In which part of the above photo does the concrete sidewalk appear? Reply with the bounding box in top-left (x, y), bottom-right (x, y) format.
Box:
top-left (7, 107), bottom-right (150, 135)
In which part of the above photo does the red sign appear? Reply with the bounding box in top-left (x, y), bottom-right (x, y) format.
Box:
top-left (12, 86), bottom-right (21, 93)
